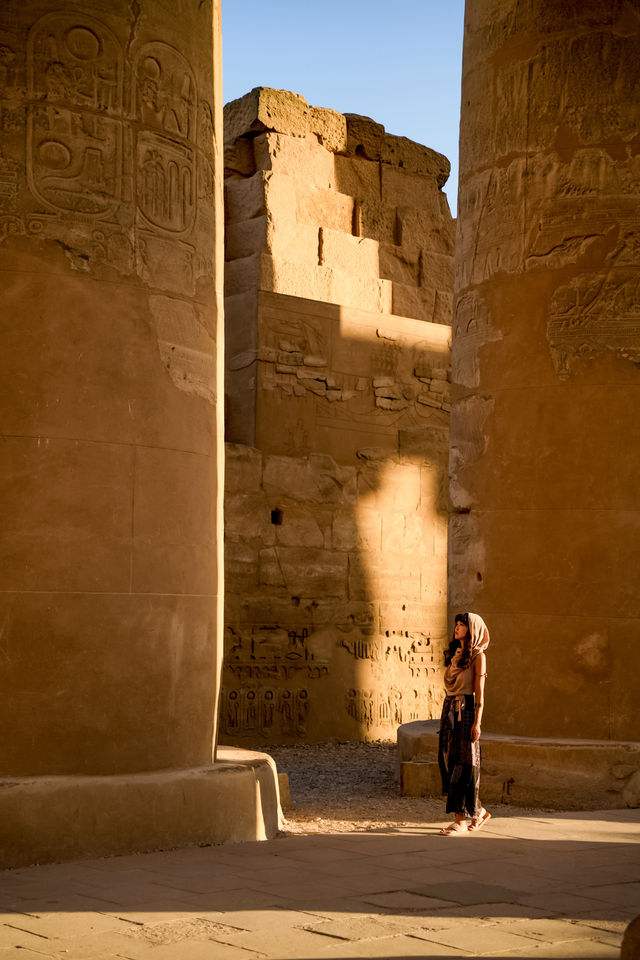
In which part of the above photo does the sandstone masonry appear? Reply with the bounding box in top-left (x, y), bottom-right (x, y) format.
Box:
top-left (222, 89), bottom-right (455, 743)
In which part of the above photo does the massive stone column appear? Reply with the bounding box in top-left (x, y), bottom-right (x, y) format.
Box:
top-left (451, 1), bottom-right (640, 740)
top-left (0, 1), bottom-right (279, 866)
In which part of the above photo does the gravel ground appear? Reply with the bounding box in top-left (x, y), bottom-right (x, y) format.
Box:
top-left (263, 741), bottom-right (543, 835)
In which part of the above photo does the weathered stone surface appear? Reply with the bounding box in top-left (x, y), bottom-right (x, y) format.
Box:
top-left (400, 761), bottom-right (442, 797)
top-left (225, 173), bottom-right (268, 221)
top-left (254, 132), bottom-right (335, 190)
top-left (0, 748), bottom-right (282, 869)
top-left (225, 445), bottom-right (263, 492)
top-left (296, 188), bottom-right (354, 233)
top-left (278, 772), bottom-right (291, 811)
top-left (399, 720), bottom-right (640, 809)
top-left (334, 155), bottom-right (384, 200)
top-left (224, 89), bottom-right (454, 325)
top-left (344, 115), bottom-right (451, 184)
top-left (222, 93), bottom-right (454, 743)
top-left (623, 770), bottom-right (640, 808)
top-left (225, 217), bottom-right (268, 261)
top-left (224, 87), bottom-right (347, 152)
top-left (223, 445), bottom-right (448, 743)
top-left (450, 0), bottom-right (640, 740)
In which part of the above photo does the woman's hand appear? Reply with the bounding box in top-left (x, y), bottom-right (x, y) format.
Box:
top-left (471, 721), bottom-right (481, 742)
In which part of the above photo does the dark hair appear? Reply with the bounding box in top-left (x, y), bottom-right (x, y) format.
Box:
top-left (444, 612), bottom-right (471, 668)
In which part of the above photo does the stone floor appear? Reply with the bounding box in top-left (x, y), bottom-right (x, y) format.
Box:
top-left (1, 809), bottom-right (638, 959)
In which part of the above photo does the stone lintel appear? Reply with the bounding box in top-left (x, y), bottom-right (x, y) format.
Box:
top-left (398, 719), bottom-right (640, 810)
top-left (0, 748), bottom-right (282, 869)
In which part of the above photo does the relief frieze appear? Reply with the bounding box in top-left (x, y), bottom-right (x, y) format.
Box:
top-left (221, 686), bottom-right (309, 737)
top-left (548, 270), bottom-right (640, 377)
top-left (224, 625), bottom-right (330, 681)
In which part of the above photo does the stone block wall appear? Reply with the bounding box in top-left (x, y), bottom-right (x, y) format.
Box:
top-left (222, 298), bottom-right (452, 743)
top-left (224, 87), bottom-right (455, 447)
top-left (221, 89), bottom-right (454, 744)
top-left (223, 440), bottom-right (448, 743)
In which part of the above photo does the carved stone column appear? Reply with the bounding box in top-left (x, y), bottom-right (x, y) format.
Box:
top-left (0, 2), bottom-right (278, 866)
top-left (451, 1), bottom-right (640, 739)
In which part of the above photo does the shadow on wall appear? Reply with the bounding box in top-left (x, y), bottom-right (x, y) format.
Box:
top-left (220, 297), bottom-right (451, 744)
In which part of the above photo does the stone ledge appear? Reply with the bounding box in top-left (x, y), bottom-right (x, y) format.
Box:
top-left (0, 747), bottom-right (282, 869)
top-left (224, 87), bottom-right (347, 153)
top-left (397, 719), bottom-right (640, 810)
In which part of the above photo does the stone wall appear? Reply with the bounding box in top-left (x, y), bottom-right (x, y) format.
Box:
top-left (222, 90), bottom-right (454, 743)
top-left (223, 440), bottom-right (448, 743)
top-left (451, 0), bottom-right (640, 740)
top-left (224, 87), bottom-right (454, 446)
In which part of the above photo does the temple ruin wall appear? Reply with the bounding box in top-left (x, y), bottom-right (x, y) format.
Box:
top-left (221, 89), bottom-right (455, 743)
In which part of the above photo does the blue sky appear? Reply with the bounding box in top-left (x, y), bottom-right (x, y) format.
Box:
top-left (221, 0), bottom-right (465, 215)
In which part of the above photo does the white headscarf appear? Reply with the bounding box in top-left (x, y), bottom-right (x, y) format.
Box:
top-left (444, 612), bottom-right (490, 695)
top-left (467, 612), bottom-right (490, 660)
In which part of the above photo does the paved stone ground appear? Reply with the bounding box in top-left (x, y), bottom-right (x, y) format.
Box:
top-left (1, 807), bottom-right (638, 959)
top-left (1, 745), bottom-right (638, 958)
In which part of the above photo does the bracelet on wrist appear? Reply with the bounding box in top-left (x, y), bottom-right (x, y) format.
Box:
top-left (475, 702), bottom-right (482, 710)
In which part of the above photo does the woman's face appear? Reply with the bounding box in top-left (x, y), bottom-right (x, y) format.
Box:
top-left (454, 620), bottom-right (469, 641)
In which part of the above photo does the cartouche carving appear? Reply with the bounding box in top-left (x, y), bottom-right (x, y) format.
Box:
top-left (26, 14), bottom-right (124, 216)
top-left (133, 42), bottom-right (197, 236)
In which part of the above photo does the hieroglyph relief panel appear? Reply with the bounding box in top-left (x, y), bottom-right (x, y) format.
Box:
top-left (221, 619), bottom-right (441, 741)
top-left (225, 626), bottom-right (330, 682)
top-left (221, 687), bottom-right (310, 740)
top-left (1, 9), bottom-right (214, 295)
top-left (456, 28), bottom-right (640, 377)
top-left (133, 42), bottom-right (196, 236)
top-left (26, 15), bottom-right (124, 216)
top-left (548, 269), bottom-right (640, 378)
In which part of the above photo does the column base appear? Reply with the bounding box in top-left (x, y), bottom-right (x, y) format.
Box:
top-left (0, 747), bottom-right (282, 869)
top-left (398, 720), bottom-right (640, 809)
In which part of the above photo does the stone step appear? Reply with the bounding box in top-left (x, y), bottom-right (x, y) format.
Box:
top-left (397, 719), bottom-right (640, 809)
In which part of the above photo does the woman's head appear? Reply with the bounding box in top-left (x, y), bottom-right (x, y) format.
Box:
top-left (444, 613), bottom-right (471, 666)
top-left (453, 613), bottom-right (469, 641)
top-left (444, 611), bottom-right (490, 668)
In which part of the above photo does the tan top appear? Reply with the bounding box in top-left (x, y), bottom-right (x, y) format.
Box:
top-left (444, 649), bottom-right (474, 695)
top-left (444, 650), bottom-right (488, 696)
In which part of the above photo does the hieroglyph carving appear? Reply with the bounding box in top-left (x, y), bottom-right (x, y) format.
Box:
top-left (133, 42), bottom-right (196, 236)
top-left (26, 14), bottom-right (124, 216)
top-left (548, 270), bottom-right (640, 377)
top-left (346, 688), bottom-right (404, 728)
top-left (222, 687), bottom-right (309, 737)
top-left (225, 625), bottom-right (329, 681)
top-left (16, 12), bottom-right (213, 292)
top-left (452, 291), bottom-right (503, 388)
top-left (340, 630), bottom-right (435, 677)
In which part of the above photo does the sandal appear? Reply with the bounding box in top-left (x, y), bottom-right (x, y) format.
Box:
top-left (439, 820), bottom-right (468, 835)
top-left (469, 808), bottom-right (491, 831)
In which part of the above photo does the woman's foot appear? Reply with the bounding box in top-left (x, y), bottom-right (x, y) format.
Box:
top-left (439, 819), bottom-right (468, 835)
top-left (469, 808), bottom-right (491, 831)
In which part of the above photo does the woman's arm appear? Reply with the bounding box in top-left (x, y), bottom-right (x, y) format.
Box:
top-left (471, 651), bottom-right (486, 742)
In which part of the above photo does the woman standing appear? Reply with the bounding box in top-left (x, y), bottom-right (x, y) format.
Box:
top-left (438, 612), bottom-right (491, 835)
